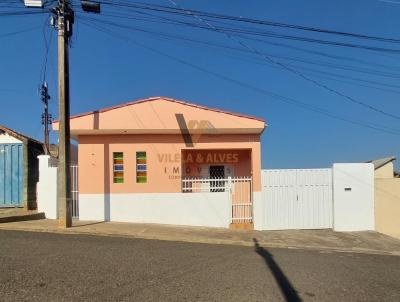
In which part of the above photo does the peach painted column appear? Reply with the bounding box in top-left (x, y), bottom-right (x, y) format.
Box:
top-left (78, 137), bottom-right (106, 194)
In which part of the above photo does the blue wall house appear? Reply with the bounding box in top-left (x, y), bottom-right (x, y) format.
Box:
top-left (0, 125), bottom-right (44, 209)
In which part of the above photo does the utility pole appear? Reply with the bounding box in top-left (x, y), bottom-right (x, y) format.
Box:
top-left (55, 0), bottom-right (74, 228)
top-left (24, 0), bottom-right (100, 228)
top-left (40, 82), bottom-right (52, 155)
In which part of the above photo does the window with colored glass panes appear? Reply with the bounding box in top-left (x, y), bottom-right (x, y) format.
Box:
top-left (113, 152), bottom-right (124, 183)
top-left (136, 151), bottom-right (147, 183)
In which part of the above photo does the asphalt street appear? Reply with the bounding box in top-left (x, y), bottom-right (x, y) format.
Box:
top-left (0, 230), bottom-right (399, 301)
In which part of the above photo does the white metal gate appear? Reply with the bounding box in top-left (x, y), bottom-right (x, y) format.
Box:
top-left (70, 164), bottom-right (79, 219)
top-left (230, 177), bottom-right (253, 224)
top-left (262, 169), bottom-right (332, 230)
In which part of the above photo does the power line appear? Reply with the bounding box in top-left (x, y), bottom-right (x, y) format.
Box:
top-left (229, 34), bottom-right (400, 72)
top-left (77, 17), bottom-right (400, 136)
top-left (8, 1), bottom-right (399, 134)
top-left (78, 14), bottom-right (400, 96)
top-left (80, 14), bottom-right (400, 81)
top-left (165, 0), bottom-right (400, 121)
top-left (40, 16), bottom-right (53, 83)
top-left (377, 0), bottom-right (400, 4)
top-left (92, 6), bottom-right (400, 54)
top-left (0, 10), bottom-right (49, 16)
top-left (97, 0), bottom-right (400, 44)
top-left (0, 26), bottom-right (41, 38)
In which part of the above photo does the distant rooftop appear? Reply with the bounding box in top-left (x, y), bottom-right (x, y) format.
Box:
top-left (0, 124), bottom-right (43, 146)
top-left (366, 156), bottom-right (396, 170)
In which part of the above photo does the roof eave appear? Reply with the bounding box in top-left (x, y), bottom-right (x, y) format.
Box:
top-left (0, 124), bottom-right (44, 146)
top-left (52, 96), bottom-right (267, 125)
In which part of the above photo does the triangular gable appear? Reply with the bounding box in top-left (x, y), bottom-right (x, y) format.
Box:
top-left (0, 124), bottom-right (43, 145)
top-left (53, 97), bottom-right (266, 137)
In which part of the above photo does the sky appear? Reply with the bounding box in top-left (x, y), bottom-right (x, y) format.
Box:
top-left (0, 0), bottom-right (399, 170)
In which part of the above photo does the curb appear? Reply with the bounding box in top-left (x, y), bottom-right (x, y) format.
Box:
top-left (0, 213), bottom-right (45, 224)
top-left (0, 225), bottom-right (399, 256)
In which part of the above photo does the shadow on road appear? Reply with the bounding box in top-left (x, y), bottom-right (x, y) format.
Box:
top-left (253, 238), bottom-right (302, 302)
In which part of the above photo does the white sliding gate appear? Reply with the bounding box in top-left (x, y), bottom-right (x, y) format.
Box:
top-left (261, 169), bottom-right (333, 230)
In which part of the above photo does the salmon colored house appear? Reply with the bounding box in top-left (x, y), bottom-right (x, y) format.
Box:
top-left (53, 97), bottom-right (266, 229)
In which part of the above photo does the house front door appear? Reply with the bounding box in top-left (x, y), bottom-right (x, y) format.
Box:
top-left (0, 143), bottom-right (24, 207)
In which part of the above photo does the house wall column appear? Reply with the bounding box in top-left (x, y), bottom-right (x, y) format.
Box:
top-left (78, 140), bottom-right (108, 220)
top-left (251, 141), bottom-right (263, 229)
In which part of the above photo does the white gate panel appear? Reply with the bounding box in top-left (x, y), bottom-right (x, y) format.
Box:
top-left (261, 169), bottom-right (333, 230)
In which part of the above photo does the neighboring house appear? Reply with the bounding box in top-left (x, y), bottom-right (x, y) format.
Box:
top-left (0, 125), bottom-right (44, 209)
top-left (368, 156), bottom-right (397, 179)
top-left (52, 97), bottom-right (266, 229)
top-left (368, 157), bottom-right (400, 239)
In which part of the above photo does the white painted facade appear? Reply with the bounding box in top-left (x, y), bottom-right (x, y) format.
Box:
top-left (36, 155), bottom-right (58, 219)
top-left (79, 192), bottom-right (231, 228)
top-left (333, 163), bottom-right (375, 231)
top-left (0, 133), bottom-right (22, 144)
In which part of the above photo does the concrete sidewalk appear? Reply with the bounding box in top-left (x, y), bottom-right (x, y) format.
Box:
top-left (1, 219), bottom-right (400, 255)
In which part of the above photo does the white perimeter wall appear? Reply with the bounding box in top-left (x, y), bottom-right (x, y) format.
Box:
top-left (333, 163), bottom-right (375, 231)
top-left (79, 192), bottom-right (231, 228)
top-left (253, 191), bottom-right (263, 230)
top-left (37, 155), bottom-right (58, 219)
top-left (36, 157), bottom-right (376, 232)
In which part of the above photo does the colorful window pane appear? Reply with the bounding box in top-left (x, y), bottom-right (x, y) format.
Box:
top-left (113, 152), bottom-right (124, 183)
top-left (136, 151), bottom-right (147, 183)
